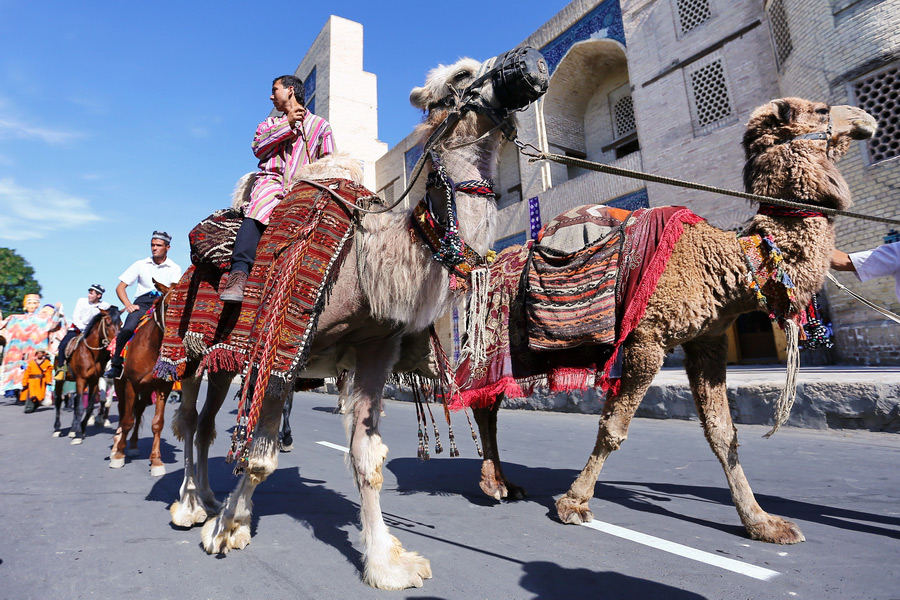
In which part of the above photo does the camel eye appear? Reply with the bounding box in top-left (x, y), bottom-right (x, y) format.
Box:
top-left (815, 107), bottom-right (830, 115)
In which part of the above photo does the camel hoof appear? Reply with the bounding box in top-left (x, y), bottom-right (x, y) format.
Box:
top-left (556, 496), bottom-right (593, 525)
top-left (747, 516), bottom-right (806, 545)
top-left (201, 516), bottom-right (251, 555)
top-left (364, 536), bottom-right (432, 590)
top-left (67, 431), bottom-right (76, 438)
top-left (87, 416), bottom-right (96, 426)
top-left (109, 456), bottom-right (125, 469)
top-left (170, 500), bottom-right (209, 528)
top-left (70, 437), bottom-right (84, 446)
top-left (52, 431), bottom-right (61, 438)
top-left (150, 464), bottom-right (166, 477)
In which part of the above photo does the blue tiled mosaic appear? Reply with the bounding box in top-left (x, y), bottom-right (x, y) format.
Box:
top-left (607, 187), bottom-right (649, 211)
top-left (540, 0), bottom-right (625, 75)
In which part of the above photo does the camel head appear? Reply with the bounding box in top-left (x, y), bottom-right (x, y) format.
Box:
top-left (743, 98), bottom-right (877, 161)
top-left (742, 98), bottom-right (877, 210)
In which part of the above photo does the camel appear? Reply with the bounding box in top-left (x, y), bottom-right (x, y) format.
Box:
top-left (465, 98), bottom-right (876, 545)
top-left (166, 57), bottom-right (524, 589)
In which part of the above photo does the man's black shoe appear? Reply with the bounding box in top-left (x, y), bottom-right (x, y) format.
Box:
top-left (103, 364), bottom-right (123, 379)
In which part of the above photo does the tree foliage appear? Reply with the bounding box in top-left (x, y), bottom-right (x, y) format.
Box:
top-left (0, 248), bottom-right (42, 317)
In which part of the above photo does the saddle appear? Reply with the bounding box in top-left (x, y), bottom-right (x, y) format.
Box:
top-left (189, 208), bottom-right (243, 271)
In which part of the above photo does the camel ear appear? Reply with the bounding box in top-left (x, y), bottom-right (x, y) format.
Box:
top-left (409, 86), bottom-right (429, 110)
top-left (771, 99), bottom-right (792, 124)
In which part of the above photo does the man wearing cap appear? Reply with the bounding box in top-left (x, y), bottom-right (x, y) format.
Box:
top-left (104, 231), bottom-right (182, 379)
top-left (55, 284), bottom-right (108, 372)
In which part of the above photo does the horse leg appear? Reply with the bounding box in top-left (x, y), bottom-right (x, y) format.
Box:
top-left (69, 379), bottom-right (87, 443)
top-left (201, 377), bottom-right (285, 554)
top-left (682, 337), bottom-right (804, 544)
top-left (556, 333), bottom-right (665, 524)
top-left (128, 391), bottom-right (149, 457)
top-left (52, 380), bottom-right (64, 436)
top-left (148, 384), bottom-right (171, 477)
top-left (346, 340), bottom-right (431, 590)
top-left (473, 398), bottom-right (525, 500)
top-left (110, 379), bottom-right (136, 468)
top-left (279, 392), bottom-right (294, 452)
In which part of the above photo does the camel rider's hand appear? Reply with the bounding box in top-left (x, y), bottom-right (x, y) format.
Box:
top-left (287, 105), bottom-right (307, 129)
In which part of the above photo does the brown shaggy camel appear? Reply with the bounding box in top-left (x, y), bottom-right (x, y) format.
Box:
top-left (169, 58), bottom-right (516, 589)
top-left (470, 98), bottom-right (876, 545)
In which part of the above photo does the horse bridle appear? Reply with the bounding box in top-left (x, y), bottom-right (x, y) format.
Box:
top-left (83, 313), bottom-right (116, 352)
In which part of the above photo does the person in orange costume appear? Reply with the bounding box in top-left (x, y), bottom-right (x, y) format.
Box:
top-left (20, 349), bottom-right (53, 413)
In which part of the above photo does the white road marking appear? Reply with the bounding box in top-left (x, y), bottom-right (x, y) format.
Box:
top-left (580, 520), bottom-right (781, 581)
top-left (317, 440), bottom-right (349, 453)
top-left (315, 438), bottom-right (780, 581)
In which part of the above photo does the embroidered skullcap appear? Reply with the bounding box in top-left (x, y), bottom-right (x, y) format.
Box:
top-left (89, 284), bottom-right (105, 294)
top-left (151, 230), bottom-right (172, 244)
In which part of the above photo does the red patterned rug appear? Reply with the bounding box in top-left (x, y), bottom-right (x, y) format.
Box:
top-left (452, 205), bottom-right (704, 410)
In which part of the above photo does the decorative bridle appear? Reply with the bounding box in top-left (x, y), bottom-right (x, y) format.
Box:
top-left (83, 312), bottom-right (117, 352)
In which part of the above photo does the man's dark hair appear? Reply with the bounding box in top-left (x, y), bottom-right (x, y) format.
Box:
top-left (274, 75), bottom-right (305, 106)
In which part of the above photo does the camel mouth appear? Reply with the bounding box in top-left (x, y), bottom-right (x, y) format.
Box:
top-left (848, 120), bottom-right (877, 140)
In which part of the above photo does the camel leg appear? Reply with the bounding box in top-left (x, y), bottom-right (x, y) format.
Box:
top-left (111, 380), bottom-right (136, 467)
top-left (201, 377), bottom-right (284, 554)
top-left (346, 340), bottom-right (431, 590)
top-left (171, 374), bottom-right (229, 527)
top-left (556, 334), bottom-right (665, 524)
top-left (279, 392), bottom-right (294, 452)
top-left (682, 337), bottom-right (805, 544)
top-left (473, 399), bottom-right (525, 500)
top-left (148, 385), bottom-right (170, 477)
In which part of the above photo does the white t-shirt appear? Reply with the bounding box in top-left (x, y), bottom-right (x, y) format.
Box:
top-left (71, 297), bottom-right (101, 331)
top-left (119, 256), bottom-right (183, 297)
top-left (849, 241), bottom-right (900, 302)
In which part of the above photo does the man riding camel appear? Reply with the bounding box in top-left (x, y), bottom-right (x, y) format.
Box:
top-left (220, 74), bottom-right (336, 303)
top-left (104, 231), bottom-right (182, 379)
top-left (56, 284), bottom-right (109, 376)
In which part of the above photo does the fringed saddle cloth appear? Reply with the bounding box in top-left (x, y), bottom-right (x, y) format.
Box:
top-left (452, 204), bottom-right (704, 410)
top-left (154, 178), bottom-right (372, 382)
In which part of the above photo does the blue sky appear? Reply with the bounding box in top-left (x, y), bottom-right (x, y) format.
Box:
top-left (0, 0), bottom-right (564, 318)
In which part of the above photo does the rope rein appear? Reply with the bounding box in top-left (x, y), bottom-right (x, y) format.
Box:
top-left (515, 142), bottom-right (900, 226)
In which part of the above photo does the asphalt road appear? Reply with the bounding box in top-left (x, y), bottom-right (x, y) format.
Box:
top-left (1, 384), bottom-right (899, 600)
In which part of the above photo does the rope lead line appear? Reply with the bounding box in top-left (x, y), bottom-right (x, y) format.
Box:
top-left (519, 146), bottom-right (900, 227)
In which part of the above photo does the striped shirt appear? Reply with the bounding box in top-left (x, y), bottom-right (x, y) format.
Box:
top-left (245, 113), bottom-right (335, 224)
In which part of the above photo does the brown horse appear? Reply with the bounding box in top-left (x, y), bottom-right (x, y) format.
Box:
top-left (110, 282), bottom-right (173, 476)
top-left (53, 306), bottom-right (122, 444)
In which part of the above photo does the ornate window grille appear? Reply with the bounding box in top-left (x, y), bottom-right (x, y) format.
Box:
top-left (675, 0), bottom-right (711, 35)
top-left (686, 55), bottom-right (735, 134)
top-left (852, 63), bottom-right (900, 164)
top-left (613, 94), bottom-right (636, 139)
top-left (767, 0), bottom-right (793, 69)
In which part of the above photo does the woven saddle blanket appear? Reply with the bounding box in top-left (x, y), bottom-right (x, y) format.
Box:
top-left (154, 178), bottom-right (369, 381)
top-left (452, 204), bottom-right (704, 409)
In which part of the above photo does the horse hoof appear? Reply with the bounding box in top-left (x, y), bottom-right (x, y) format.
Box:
top-left (67, 431), bottom-right (76, 438)
top-left (52, 431), bottom-right (61, 438)
top-left (70, 437), bottom-right (84, 445)
top-left (110, 457), bottom-right (125, 469)
top-left (280, 442), bottom-right (293, 452)
top-left (103, 419), bottom-right (113, 428)
top-left (150, 465), bottom-right (166, 477)
top-left (87, 416), bottom-right (96, 426)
